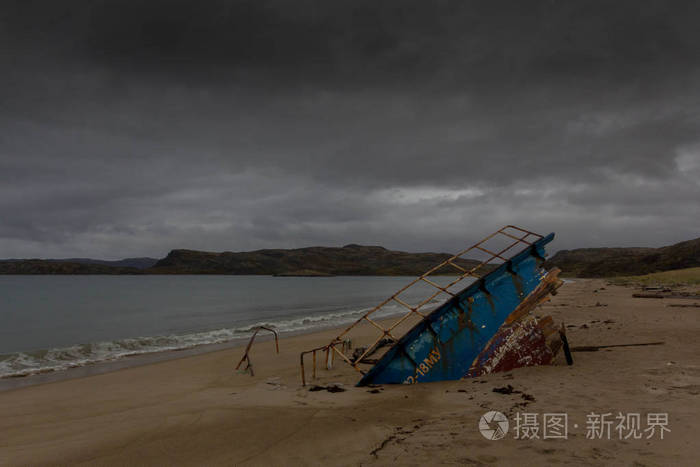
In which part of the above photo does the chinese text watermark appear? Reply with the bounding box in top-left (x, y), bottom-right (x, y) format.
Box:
top-left (479, 411), bottom-right (670, 440)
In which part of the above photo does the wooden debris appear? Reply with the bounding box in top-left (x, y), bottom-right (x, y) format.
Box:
top-left (571, 342), bottom-right (664, 352)
top-left (634, 292), bottom-right (700, 299)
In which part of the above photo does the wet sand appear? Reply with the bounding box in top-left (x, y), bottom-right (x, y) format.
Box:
top-left (1, 280), bottom-right (699, 466)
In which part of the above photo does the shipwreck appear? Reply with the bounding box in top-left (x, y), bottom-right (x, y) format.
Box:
top-left (300, 225), bottom-right (569, 386)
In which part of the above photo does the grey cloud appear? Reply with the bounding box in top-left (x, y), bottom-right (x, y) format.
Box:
top-left (0, 1), bottom-right (698, 258)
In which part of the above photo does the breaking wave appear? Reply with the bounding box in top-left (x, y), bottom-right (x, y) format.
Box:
top-left (0, 300), bottom-right (431, 379)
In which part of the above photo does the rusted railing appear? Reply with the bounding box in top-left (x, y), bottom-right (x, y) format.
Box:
top-left (300, 339), bottom-right (352, 385)
top-left (236, 326), bottom-right (279, 376)
top-left (299, 225), bottom-right (544, 385)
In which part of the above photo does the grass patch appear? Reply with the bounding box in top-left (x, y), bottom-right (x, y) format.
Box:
top-left (610, 267), bottom-right (700, 287)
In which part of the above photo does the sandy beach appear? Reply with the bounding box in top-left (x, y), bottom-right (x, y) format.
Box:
top-left (1, 279), bottom-right (699, 466)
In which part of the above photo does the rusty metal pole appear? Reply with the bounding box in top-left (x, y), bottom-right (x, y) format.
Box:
top-left (236, 326), bottom-right (280, 375)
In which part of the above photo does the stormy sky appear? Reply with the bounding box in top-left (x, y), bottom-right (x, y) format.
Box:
top-left (1, 0), bottom-right (699, 259)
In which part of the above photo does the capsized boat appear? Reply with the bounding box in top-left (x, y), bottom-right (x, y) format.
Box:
top-left (299, 226), bottom-right (566, 386)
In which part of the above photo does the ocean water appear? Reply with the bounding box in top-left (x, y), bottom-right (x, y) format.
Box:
top-left (0, 275), bottom-right (462, 378)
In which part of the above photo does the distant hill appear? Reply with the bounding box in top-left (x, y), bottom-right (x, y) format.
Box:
top-left (8, 236), bottom-right (698, 276)
top-left (148, 244), bottom-right (486, 276)
top-left (0, 247), bottom-right (485, 276)
top-left (0, 260), bottom-right (143, 274)
top-left (51, 257), bottom-right (158, 269)
top-left (0, 257), bottom-right (157, 274)
top-left (0, 257), bottom-right (158, 269)
top-left (545, 237), bottom-right (700, 277)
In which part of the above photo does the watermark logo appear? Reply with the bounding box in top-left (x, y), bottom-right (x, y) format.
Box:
top-left (477, 411), bottom-right (670, 440)
top-left (479, 411), bottom-right (509, 440)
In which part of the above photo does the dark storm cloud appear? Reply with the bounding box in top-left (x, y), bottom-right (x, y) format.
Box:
top-left (0, 1), bottom-right (698, 258)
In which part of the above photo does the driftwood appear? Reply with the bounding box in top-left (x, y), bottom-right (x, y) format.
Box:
top-left (667, 303), bottom-right (700, 308)
top-left (571, 342), bottom-right (664, 352)
top-left (634, 293), bottom-right (700, 300)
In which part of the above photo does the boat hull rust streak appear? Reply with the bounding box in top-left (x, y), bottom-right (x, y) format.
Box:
top-left (357, 233), bottom-right (558, 386)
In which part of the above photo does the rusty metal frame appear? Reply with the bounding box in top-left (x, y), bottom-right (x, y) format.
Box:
top-left (299, 225), bottom-right (543, 385)
top-left (236, 326), bottom-right (280, 376)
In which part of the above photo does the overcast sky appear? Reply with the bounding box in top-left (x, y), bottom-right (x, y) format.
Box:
top-left (1, 0), bottom-right (699, 259)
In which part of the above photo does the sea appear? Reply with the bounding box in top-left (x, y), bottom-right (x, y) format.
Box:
top-left (0, 275), bottom-right (462, 380)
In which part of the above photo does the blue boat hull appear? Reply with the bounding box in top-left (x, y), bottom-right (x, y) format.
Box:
top-left (357, 233), bottom-right (555, 386)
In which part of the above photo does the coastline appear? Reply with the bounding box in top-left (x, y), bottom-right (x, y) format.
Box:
top-left (0, 274), bottom-right (432, 383)
top-left (0, 312), bottom-right (407, 392)
top-left (2, 279), bottom-right (699, 465)
top-left (0, 337), bottom-right (250, 392)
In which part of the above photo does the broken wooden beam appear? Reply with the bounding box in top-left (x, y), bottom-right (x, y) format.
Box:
top-left (571, 342), bottom-right (664, 352)
top-left (633, 293), bottom-right (700, 299)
